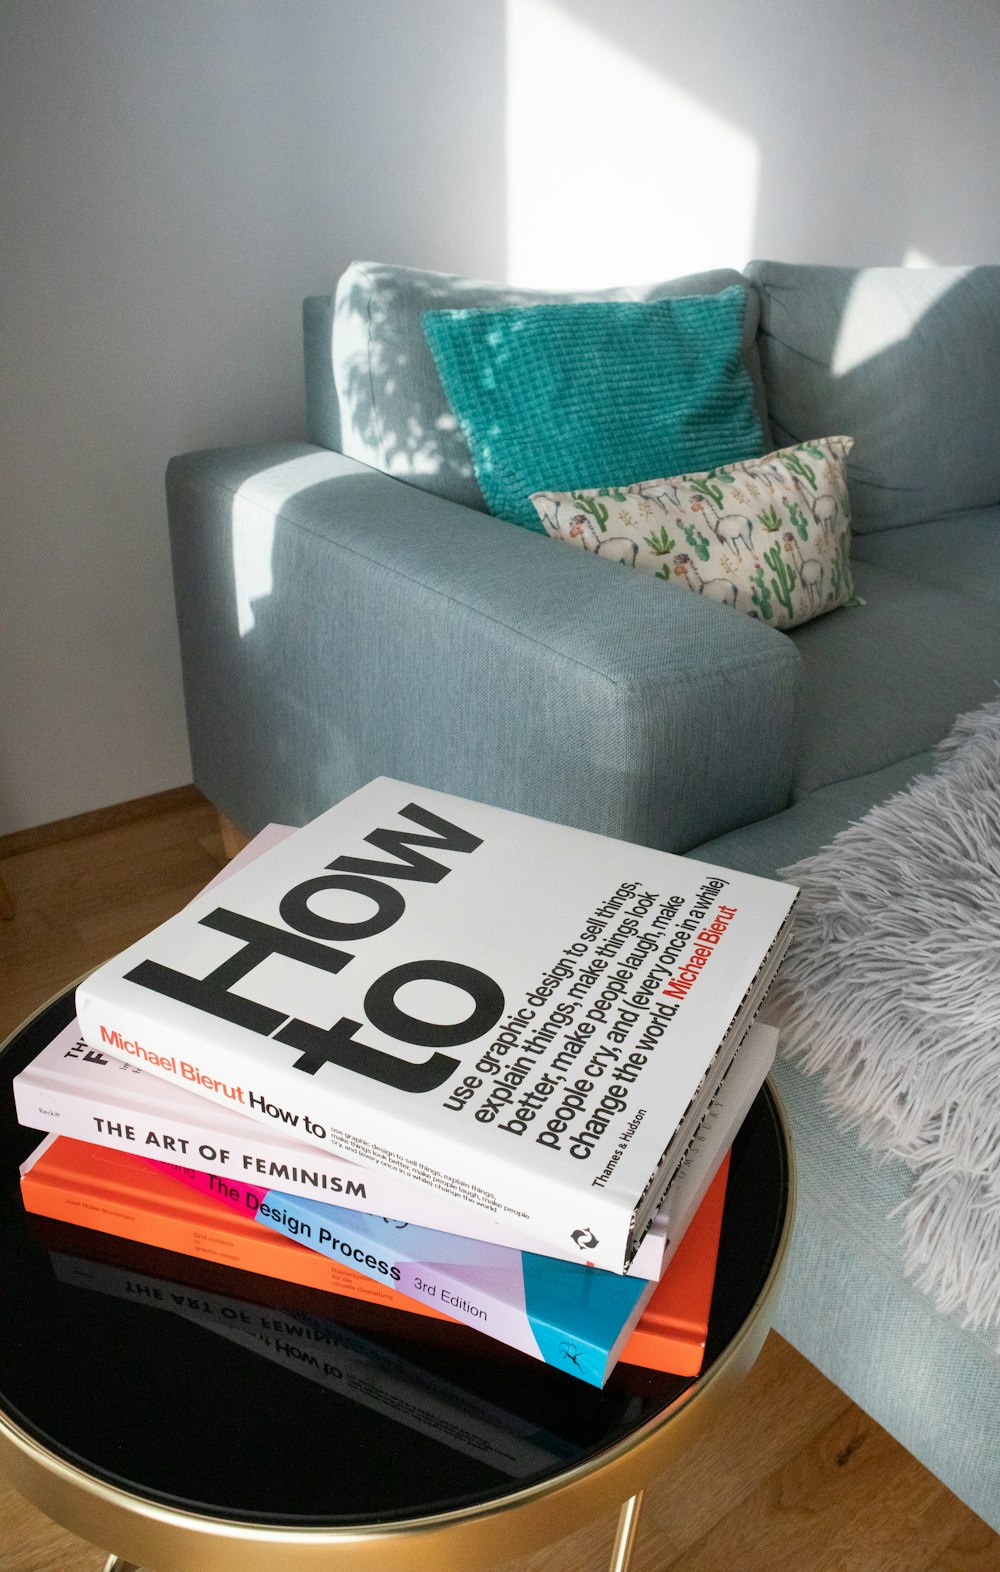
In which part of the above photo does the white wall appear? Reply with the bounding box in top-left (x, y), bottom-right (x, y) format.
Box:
top-left (505, 0), bottom-right (1000, 286)
top-left (1, 0), bottom-right (506, 833)
top-left (3, 0), bottom-right (998, 834)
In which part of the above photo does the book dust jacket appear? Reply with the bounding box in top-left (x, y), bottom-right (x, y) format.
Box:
top-left (76, 778), bottom-right (795, 1272)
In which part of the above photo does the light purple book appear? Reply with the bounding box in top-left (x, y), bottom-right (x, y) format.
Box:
top-left (157, 1158), bottom-right (658, 1388)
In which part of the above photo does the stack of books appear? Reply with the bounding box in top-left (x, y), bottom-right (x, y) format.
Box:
top-left (17, 778), bottom-right (796, 1388)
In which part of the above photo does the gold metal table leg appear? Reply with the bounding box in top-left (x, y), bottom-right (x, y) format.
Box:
top-left (609, 1489), bottom-right (644, 1572)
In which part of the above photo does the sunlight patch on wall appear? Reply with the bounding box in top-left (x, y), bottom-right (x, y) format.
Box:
top-left (831, 264), bottom-right (970, 377)
top-left (505, 0), bottom-right (759, 289)
top-left (903, 247), bottom-right (939, 268)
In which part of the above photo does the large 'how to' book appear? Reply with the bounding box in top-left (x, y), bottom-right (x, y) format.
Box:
top-left (76, 778), bottom-right (796, 1274)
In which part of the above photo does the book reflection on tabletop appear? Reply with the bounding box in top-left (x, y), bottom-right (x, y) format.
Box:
top-left (43, 1233), bottom-right (582, 1481)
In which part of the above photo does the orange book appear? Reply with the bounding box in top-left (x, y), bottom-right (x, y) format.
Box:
top-left (20, 1133), bottom-right (449, 1322)
top-left (624, 1149), bottom-right (728, 1375)
top-left (20, 1136), bottom-right (728, 1375)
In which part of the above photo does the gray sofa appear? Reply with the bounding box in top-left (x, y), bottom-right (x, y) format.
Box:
top-left (166, 259), bottom-right (1000, 1528)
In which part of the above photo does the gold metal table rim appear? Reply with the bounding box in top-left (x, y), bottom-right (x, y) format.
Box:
top-left (0, 994), bottom-right (794, 1572)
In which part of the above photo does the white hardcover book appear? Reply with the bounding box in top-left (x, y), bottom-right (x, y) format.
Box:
top-left (12, 1015), bottom-right (776, 1277)
top-left (76, 778), bottom-right (795, 1273)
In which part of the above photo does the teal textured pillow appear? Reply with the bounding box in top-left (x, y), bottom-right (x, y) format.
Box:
top-left (422, 289), bottom-right (764, 530)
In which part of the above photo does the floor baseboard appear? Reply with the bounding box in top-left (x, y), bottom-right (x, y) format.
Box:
top-left (0, 785), bottom-right (207, 859)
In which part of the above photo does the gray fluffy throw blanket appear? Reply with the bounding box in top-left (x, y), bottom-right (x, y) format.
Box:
top-left (769, 698), bottom-right (1000, 1334)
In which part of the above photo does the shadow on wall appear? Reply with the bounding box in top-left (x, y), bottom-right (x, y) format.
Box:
top-left (324, 266), bottom-right (486, 509)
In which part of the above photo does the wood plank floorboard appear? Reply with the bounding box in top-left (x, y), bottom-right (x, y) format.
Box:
top-left (1, 794), bottom-right (998, 1571)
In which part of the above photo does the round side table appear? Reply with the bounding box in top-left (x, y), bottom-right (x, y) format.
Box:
top-left (0, 989), bottom-right (793, 1572)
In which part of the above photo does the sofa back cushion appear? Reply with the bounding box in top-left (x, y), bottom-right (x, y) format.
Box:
top-left (746, 261), bottom-right (1000, 534)
top-left (305, 262), bottom-right (771, 512)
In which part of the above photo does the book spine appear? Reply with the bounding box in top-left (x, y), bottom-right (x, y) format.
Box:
top-left (14, 1069), bottom-right (376, 1205)
top-left (159, 1157), bottom-right (723, 1377)
top-left (14, 1038), bottom-right (666, 1275)
top-left (13, 1061), bottom-right (495, 1235)
top-left (75, 985), bottom-right (629, 1269)
top-left (19, 1157), bottom-right (448, 1323)
top-left (22, 1134), bottom-right (721, 1377)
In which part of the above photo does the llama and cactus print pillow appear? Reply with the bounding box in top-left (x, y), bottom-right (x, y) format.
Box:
top-left (530, 437), bottom-right (856, 630)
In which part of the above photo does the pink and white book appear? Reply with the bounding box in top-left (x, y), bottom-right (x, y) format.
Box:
top-left (13, 1015), bottom-right (775, 1277)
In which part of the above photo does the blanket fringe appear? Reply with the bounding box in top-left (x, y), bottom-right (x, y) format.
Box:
top-left (771, 697), bottom-right (1000, 1333)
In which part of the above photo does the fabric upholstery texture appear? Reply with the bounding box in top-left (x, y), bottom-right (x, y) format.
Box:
top-left (692, 752), bottom-right (1000, 1531)
top-left (786, 559), bottom-right (1000, 798)
top-left (851, 504), bottom-right (1000, 604)
top-left (166, 443), bottom-right (800, 855)
top-left (532, 438), bottom-right (854, 628)
top-left (747, 261), bottom-right (1000, 534)
top-left (691, 751), bottom-right (938, 876)
top-left (302, 294), bottom-right (341, 453)
top-left (422, 290), bottom-right (763, 530)
top-left (768, 1054), bottom-right (1000, 1531)
top-left (315, 261), bottom-right (771, 511)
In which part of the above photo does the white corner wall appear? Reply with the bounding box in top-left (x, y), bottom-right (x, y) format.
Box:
top-left (1, 0), bottom-right (506, 834)
top-left (3, 0), bottom-right (998, 835)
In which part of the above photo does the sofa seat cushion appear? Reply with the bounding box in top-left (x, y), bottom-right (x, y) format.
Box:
top-left (689, 751), bottom-right (936, 876)
top-left (785, 559), bottom-right (1000, 799)
top-left (746, 261), bottom-right (1000, 535)
top-left (851, 504), bottom-right (1000, 604)
top-left (308, 262), bottom-right (771, 512)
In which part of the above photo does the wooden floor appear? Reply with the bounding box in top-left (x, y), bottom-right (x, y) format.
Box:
top-left (1, 793), bottom-right (998, 1572)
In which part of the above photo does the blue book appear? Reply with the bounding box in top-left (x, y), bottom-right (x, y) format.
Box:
top-left (166, 1163), bottom-right (658, 1387)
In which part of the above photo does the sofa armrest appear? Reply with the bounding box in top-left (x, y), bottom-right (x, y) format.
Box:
top-left (167, 443), bottom-right (801, 851)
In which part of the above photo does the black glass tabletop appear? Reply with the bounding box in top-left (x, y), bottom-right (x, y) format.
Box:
top-left (0, 989), bottom-right (790, 1529)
